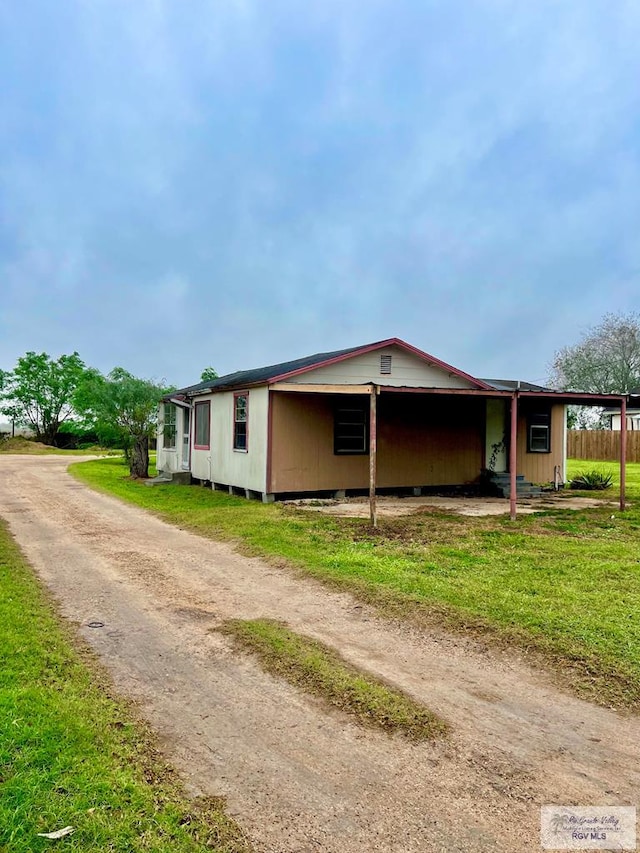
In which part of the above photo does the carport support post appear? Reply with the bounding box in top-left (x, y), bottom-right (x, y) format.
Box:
top-left (369, 384), bottom-right (378, 528)
top-left (620, 396), bottom-right (627, 512)
top-left (509, 391), bottom-right (518, 521)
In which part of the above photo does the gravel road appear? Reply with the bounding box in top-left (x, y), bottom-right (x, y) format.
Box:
top-left (1, 455), bottom-right (638, 852)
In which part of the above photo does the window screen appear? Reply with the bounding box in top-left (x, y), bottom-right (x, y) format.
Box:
top-left (334, 403), bottom-right (369, 454)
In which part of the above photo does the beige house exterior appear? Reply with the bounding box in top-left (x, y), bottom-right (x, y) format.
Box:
top-left (157, 338), bottom-right (626, 514)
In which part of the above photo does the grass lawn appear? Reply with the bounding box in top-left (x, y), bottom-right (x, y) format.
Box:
top-left (220, 619), bottom-right (448, 741)
top-left (71, 457), bottom-right (640, 710)
top-left (0, 519), bottom-right (249, 853)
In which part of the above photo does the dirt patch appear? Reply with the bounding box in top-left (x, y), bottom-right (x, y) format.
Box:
top-left (1, 455), bottom-right (638, 853)
top-left (285, 493), bottom-right (616, 517)
top-left (0, 436), bottom-right (53, 452)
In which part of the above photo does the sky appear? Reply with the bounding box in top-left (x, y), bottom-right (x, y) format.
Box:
top-left (1, 0), bottom-right (639, 387)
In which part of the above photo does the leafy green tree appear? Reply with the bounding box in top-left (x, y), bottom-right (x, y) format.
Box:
top-left (74, 368), bottom-right (170, 478)
top-left (0, 352), bottom-right (87, 445)
top-left (200, 367), bottom-right (219, 382)
top-left (550, 313), bottom-right (640, 430)
top-left (550, 312), bottom-right (640, 394)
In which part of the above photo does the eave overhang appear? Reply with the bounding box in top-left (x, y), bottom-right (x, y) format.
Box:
top-left (378, 386), bottom-right (628, 406)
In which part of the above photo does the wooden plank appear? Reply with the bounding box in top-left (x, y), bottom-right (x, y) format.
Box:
top-left (269, 382), bottom-right (371, 394)
top-left (567, 429), bottom-right (640, 463)
top-left (510, 393), bottom-right (518, 521)
top-left (621, 398), bottom-right (627, 512)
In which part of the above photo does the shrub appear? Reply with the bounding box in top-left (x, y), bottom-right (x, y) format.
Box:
top-left (569, 469), bottom-right (613, 490)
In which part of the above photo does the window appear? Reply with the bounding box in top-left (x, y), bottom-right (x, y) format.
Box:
top-left (334, 402), bottom-right (369, 454)
top-left (527, 409), bottom-right (551, 453)
top-left (234, 393), bottom-right (248, 451)
top-left (194, 401), bottom-right (210, 449)
top-left (163, 403), bottom-right (177, 449)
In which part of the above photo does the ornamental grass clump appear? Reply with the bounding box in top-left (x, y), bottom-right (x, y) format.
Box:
top-left (569, 469), bottom-right (613, 490)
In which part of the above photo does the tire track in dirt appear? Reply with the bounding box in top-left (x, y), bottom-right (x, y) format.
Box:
top-left (1, 455), bottom-right (638, 852)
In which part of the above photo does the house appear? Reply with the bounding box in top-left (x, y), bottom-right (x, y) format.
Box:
top-left (157, 338), bottom-right (627, 518)
top-left (604, 408), bottom-right (640, 431)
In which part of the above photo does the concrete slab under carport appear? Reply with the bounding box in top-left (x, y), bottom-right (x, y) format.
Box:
top-left (284, 493), bottom-right (617, 518)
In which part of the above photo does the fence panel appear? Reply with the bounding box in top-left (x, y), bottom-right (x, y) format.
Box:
top-left (567, 430), bottom-right (640, 463)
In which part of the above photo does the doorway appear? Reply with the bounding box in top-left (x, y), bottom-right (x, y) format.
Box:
top-left (182, 409), bottom-right (190, 470)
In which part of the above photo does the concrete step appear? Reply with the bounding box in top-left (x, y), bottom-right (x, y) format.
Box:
top-left (486, 471), bottom-right (542, 498)
top-left (145, 471), bottom-right (192, 487)
top-left (145, 475), bottom-right (172, 487)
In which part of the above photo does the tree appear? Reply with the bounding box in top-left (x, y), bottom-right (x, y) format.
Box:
top-left (200, 367), bottom-right (219, 382)
top-left (0, 352), bottom-right (88, 445)
top-left (549, 312), bottom-right (640, 394)
top-left (74, 368), bottom-right (170, 478)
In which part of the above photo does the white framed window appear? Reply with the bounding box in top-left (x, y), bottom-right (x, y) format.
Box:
top-left (194, 401), bottom-right (210, 449)
top-left (527, 410), bottom-right (551, 453)
top-left (163, 403), bottom-right (177, 449)
top-left (234, 393), bottom-right (248, 451)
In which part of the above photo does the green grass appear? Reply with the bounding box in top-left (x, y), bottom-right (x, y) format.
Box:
top-left (71, 457), bottom-right (640, 709)
top-left (0, 518), bottom-right (249, 853)
top-left (566, 459), bottom-right (618, 491)
top-left (220, 619), bottom-right (447, 740)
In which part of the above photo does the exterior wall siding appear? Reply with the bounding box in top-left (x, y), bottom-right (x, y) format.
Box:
top-left (516, 402), bottom-right (566, 483)
top-left (485, 398), bottom-right (508, 473)
top-left (206, 386), bottom-right (269, 492)
top-left (284, 345), bottom-right (478, 389)
top-left (270, 391), bottom-right (484, 493)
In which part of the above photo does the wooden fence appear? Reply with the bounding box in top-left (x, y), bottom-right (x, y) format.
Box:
top-left (567, 430), bottom-right (640, 463)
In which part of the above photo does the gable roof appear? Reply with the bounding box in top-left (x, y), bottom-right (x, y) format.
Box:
top-left (173, 338), bottom-right (493, 396)
top-left (175, 343), bottom-right (366, 395)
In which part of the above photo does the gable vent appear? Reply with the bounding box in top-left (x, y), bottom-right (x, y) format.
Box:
top-left (380, 354), bottom-right (392, 375)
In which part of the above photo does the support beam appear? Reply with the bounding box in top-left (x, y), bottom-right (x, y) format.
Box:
top-left (270, 382), bottom-right (371, 394)
top-left (369, 385), bottom-right (378, 528)
top-left (620, 396), bottom-right (627, 512)
top-left (509, 392), bottom-right (518, 521)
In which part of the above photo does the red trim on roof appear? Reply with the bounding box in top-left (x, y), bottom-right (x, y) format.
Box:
top-left (266, 338), bottom-right (492, 390)
top-left (378, 386), bottom-right (626, 404)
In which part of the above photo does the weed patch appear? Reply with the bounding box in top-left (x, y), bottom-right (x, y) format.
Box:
top-left (0, 518), bottom-right (249, 853)
top-left (220, 619), bottom-right (448, 740)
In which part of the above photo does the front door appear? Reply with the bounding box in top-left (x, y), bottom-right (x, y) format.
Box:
top-left (485, 398), bottom-right (507, 472)
top-left (182, 409), bottom-right (190, 469)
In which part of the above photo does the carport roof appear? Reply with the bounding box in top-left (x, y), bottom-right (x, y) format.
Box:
top-left (481, 379), bottom-right (554, 392)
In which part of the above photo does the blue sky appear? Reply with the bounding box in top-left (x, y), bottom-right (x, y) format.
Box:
top-left (1, 0), bottom-right (639, 386)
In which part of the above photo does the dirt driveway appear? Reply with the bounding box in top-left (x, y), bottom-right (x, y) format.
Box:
top-left (1, 456), bottom-right (638, 853)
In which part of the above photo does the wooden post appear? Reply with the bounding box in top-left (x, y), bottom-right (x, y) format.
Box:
top-left (620, 396), bottom-right (627, 512)
top-left (369, 384), bottom-right (378, 528)
top-left (509, 391), bottom-right (518, 521)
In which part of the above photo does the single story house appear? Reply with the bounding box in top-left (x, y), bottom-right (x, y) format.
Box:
top-left (157, 338), bottom-right (628, 519)
top-left (604, 407), bottom-right (640, 431)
